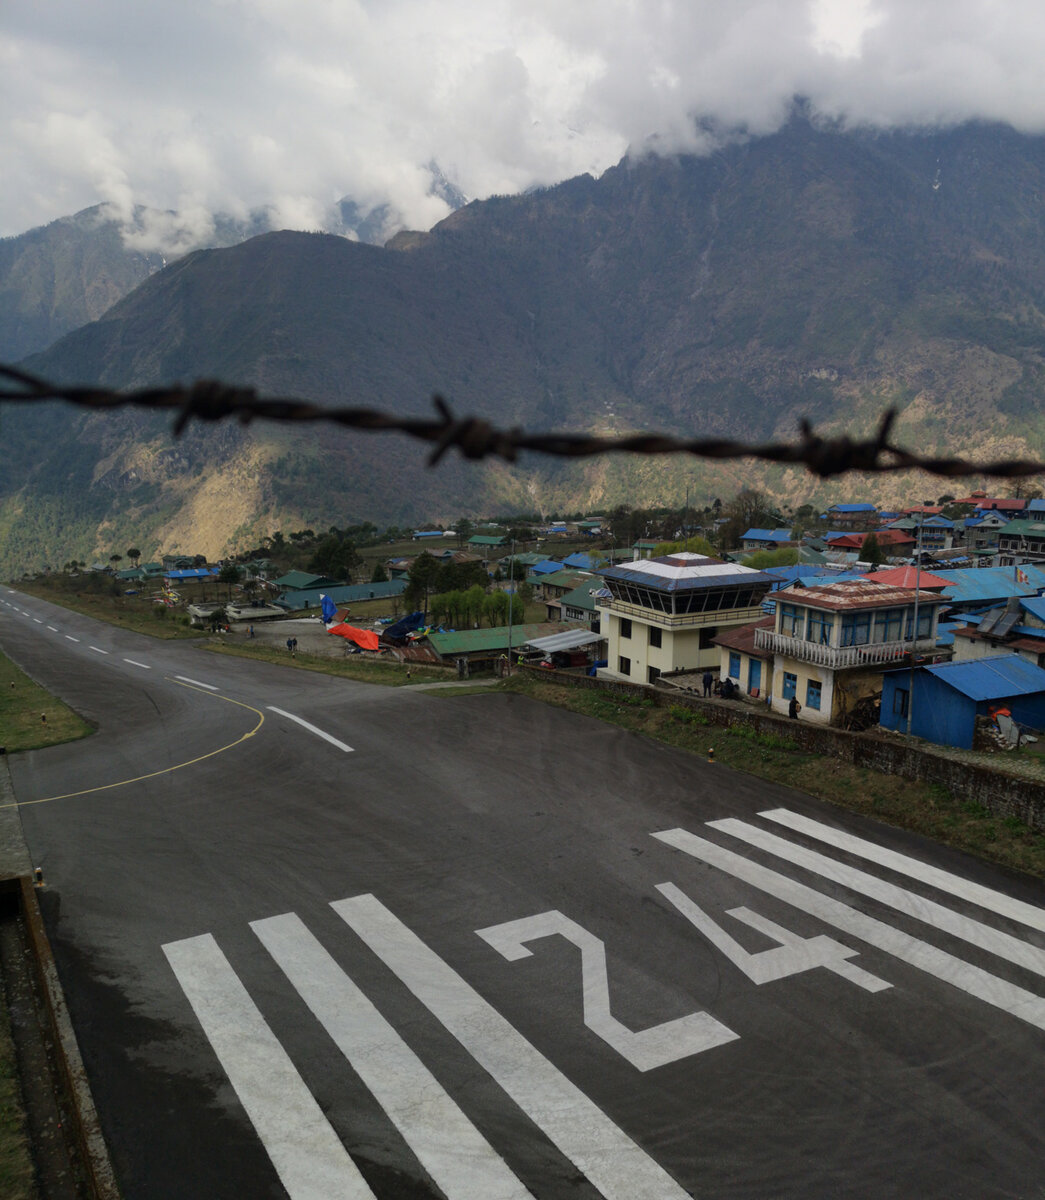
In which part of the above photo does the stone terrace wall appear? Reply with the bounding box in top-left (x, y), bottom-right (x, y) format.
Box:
top-left (520, 667), bottom-right (1045, 831)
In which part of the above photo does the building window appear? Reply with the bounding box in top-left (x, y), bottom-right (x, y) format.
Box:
top-left (647, 666), bottom-right (661, 684)
top-left (806, 679), bottom-right (822, 711)
top-left (649, 626), bottom-right (662, 648)
top-left (699, 627), bottom-right (719, 648)
top-left (620, 618), bottom-right (632, 639)
top-left (618, 656), bottom-right (631, 676)
top-left (904, 608), bottom-right (933, 639)
top-left (893, 687), bottom-right (909, 717)
top-left (780, 603), bottom-right (805, 637)
top-left (873, 607), bottom-right (905, 643)
top-left (782, 672), bottom-right (797, 699)
top-left (807, 610), bottom-right (833, 644)
top-left (840, 612), bottom-right (871, 646)
top-left (728, 651), bottom-right (741, 679)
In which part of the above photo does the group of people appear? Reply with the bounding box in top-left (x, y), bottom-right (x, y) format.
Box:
top-left (701, 670), bottom-right (738, 700)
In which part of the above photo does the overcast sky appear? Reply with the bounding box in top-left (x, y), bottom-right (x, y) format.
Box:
top-left (5, 0), bottom-right (1045, 249)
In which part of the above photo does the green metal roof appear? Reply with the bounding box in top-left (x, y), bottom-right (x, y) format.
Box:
top-left (540, 569), bottom-right (593, 591)
top-left (273, 570), bottom-right (340, 590)
top-left (992, 519), bottom-right (1045, 537)
top-left (427, 621), bottom-right (575, 656)
top-left (468, 534), bottom-right (507, 546)
top-left (559, 581), bottom-right (602, 612)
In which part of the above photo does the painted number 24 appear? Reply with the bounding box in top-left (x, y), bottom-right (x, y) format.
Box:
top-left (476, 883), bottom-right (888, 1071)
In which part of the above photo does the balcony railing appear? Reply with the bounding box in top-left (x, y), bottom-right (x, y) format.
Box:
top-left (598, 597), bottom-right (767, 629)
top-left (754, 627), bottom-right (937, 669)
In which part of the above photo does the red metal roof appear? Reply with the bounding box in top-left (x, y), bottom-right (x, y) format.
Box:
top-left (864, 566), bottom-right (953, 589)
top-left (711, 616), bottom-right (775, 655)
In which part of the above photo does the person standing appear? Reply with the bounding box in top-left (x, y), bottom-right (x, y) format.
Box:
top-left (702, 670), bottom-right (713, 697)
top-left (789, 695), bottom-right (801, 719)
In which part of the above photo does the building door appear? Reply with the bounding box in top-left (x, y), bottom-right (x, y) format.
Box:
top-left (748, 658), bottom-right (762, 694)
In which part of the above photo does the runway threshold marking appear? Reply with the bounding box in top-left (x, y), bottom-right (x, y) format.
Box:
top-left (654, 828), bottom-right (1045, 1031)
top-left (163, 933), bottom-right (376, 1200)
top-left (707, 818), bottom-right (1045, 978)
top-left (252, 912), bottom-right (532, 1200)
top-left (5, 682), bottom-right (264, 808)
top-left (266, 707), bottom-right (353, 753)
top-left (333, 893), bottom-right (691, 1200)
top-left (759, 807), bottom-right (1045, 933)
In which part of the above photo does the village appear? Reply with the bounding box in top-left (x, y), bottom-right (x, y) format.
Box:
top-left (28, 489), bottom-right (1045, 757)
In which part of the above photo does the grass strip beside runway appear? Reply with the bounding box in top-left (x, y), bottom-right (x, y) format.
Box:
top-left (0, 651), bottom-right (92, 754)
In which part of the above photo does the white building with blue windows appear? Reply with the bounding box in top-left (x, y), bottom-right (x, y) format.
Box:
top-left (752, 579), bottom-right (948, 725)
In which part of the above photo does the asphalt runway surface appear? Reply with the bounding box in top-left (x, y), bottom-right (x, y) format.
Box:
top-left (2, 587), bottom-right (1044, 1199)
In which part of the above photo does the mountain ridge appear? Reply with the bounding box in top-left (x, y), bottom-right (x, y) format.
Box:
top-left (4, 117), bottom-right (1045, 574)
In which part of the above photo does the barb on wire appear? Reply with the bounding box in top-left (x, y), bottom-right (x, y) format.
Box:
top-left (1, 363), bottom-right (1042, 480)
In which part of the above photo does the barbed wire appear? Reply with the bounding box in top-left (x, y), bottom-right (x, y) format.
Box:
top-left (1, 363), bottom-right (1042, 480)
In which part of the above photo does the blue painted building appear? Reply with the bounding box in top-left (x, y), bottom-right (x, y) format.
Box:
top-left (880, 655), bottom-right (1045, 748)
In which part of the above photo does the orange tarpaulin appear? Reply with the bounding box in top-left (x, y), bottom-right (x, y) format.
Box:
top-left (328, 622), bottom-right (380, 650)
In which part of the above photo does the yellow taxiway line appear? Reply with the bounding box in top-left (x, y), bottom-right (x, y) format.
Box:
top-left (4, 679), bottom-right (265, 808)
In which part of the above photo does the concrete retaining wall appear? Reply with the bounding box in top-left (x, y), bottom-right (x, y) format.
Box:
top-left (520, 667), bottom-right (1045, 831)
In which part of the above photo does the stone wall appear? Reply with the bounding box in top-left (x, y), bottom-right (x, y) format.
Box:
top-left (521, 667), bottom-right (1045, 830)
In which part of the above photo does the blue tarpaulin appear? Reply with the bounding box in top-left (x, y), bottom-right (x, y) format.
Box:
top-left (382, 611), bottom-right (425, 640)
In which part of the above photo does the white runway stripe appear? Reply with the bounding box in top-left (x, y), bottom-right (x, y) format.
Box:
top-left (333, 893), bottom-right (692, 1200)
top-left (122, 658), bottom-right (151, 669)
top-left (267, 707), bottom-right (353, 753)
top-left (163, 933), bottom-right (375, 1200)
top-left (759, 807), bottom-right (1045, 933)
top-left (175, 675), bottom-right (219, 691)
top-left (654, 828), bottom-right (1045, 1031)
top-left (90, 646), bottom-right (108, 655)
top-left (253, 912), bottom-right (532, 1200)
top-left (65, 635), bottom-right (79, 642)
top-left (707, 818), bottom-right (1045, 978)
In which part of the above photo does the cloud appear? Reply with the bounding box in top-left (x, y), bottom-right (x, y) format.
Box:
top-left (3, 1), bottom-right (1045, 248)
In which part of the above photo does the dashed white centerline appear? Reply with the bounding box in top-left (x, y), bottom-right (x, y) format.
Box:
top-left (65, 635), bottom-right (79, 642)
top-left (33, 618), bottom-right (42, 623)
top-left (47, 626), bottom-right (58, 632)
top-left (123, 658), bottom-right (151, 670)
top-left (90, 646), bottom-right (109, 655)
top-left (266, 707), bottom-right (354, 753)
top-left (175, 675), bottom-right (219, 692)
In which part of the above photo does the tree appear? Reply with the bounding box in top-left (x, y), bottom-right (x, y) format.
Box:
top-left (308, 535), bottom-right (360, 580)
top-left (404, 552), bottom-right (442, 614)
top-left (651, 535), bottom-right (718, 558)
top-left (435, 559), bottom-right (487, 592)
top-left (744, 547), bottom-right (799, 569)
top-left (127, 548), bottom-right (141, 567)
top-left (860, 532), bottom-right (886, 567)
top-left (218, 563), bottom-right (242, 599)
top-left (371, 561), bottom-right (389, 583)
top-left (715, 489), bottom-right (777, 552)
top-left (109, 554), bottom-right (122, 571)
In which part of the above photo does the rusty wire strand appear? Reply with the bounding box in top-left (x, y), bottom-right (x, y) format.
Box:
top-left (1, 363), bottom-right (1042, 480)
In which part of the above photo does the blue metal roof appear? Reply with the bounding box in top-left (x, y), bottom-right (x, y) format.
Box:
top-left (742, 528), bottom-right (790, 542)
top-left (562, 552), bottom-right (595, 569)
top-left (932, 565), bottom-right (1045, 604)
top-left (829, 503), bottom-right (877, 512)
top-left (530, 560), bottom-right (562, 575)
top-left (918, 654), bottom-right (1045, 701)
top-left (1021, 597), bottom-right (1045, 623)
